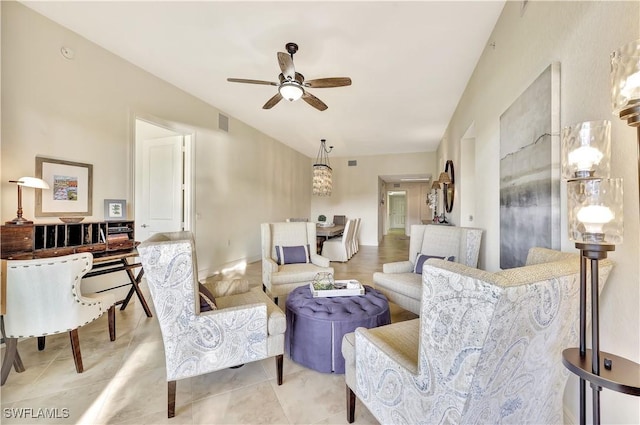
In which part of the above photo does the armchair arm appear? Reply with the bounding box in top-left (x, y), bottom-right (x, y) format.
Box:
top-left (262, 257), bottom-right (278, 288)
top-left (165, 302), bottom-right (269, 381)
top-left (382, 260), bottom-right (413, 273)
top-left (310, 253), bottom-right (330, 268)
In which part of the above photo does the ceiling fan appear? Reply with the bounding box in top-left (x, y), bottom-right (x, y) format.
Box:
top-left (227, 42), bottom-right (352, 111)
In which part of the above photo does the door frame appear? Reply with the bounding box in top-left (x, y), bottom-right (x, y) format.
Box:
top-left (130, 113), bottom-right (195, 236)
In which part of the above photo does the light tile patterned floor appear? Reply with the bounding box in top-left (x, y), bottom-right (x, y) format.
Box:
top-left (1, 230), bottom-right (415, 424)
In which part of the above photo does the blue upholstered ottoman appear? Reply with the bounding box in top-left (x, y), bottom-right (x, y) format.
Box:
top-left (285, 285), bottom-right (390, 373)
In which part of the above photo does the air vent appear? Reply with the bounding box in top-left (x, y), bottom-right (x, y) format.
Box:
top-left (393, 183), bottom-right (400, 188)
top-left (218, 113), bottom-right (229, 132)
top-left (348, 160), bottom-right (357, 166)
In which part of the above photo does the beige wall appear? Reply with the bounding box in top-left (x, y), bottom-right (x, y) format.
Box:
top-left (1, 2), bottom-right (311, 276)
top-left (310, 151), bottom-right (437, 246)
top-left (438, 2), bottom-right (639, 423)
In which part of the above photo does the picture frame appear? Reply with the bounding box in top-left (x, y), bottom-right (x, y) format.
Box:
top-left (35, 157), bottom-right (93, 217)
top-left (104, 199), bottom-right (127, 221)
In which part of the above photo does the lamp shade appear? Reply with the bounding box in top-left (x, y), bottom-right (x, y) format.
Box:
top-left (567, 177), bottom-right (623, 244)
top-left (431, 180), bottom-right (441, 190)
top-left (438, 172), bottom-right (451, 185)
top-left (16, 176), bottom-right (50, 189)
top-left (279, 82), bottom-right (303, 102)
top-left (561, 120), bottom-right (611, 179)
top-left (611, 39), bottom-right (640, 115)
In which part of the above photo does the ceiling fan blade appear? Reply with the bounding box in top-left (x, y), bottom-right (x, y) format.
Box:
top-left (227, 78), bottom-right (278, 86)
top-left (304, 77), bottom-right (352, 88)
top-left (302, 92), bottom-right (328, 111)
top-left (277, 52), bottom-right (295, 81)
top-left (263, 92), bottom-right (283, 109)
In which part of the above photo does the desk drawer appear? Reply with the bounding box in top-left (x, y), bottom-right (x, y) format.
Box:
top-left (34, 247), bottom-right (76, 258)
top-left (107, 240), bottom-right (134, 251)
top-left (1, 225), bottom-right (33, 259)
top-left (77, 243), bottom-right (107, 253)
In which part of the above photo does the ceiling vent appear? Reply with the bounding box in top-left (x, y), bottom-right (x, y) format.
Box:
top-left (348, 160), bottom-right (357, 166)
top-left (218, 113), bottom-right (229, 132)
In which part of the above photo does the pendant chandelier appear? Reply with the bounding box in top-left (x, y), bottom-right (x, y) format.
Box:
top-left (313, 139), bottom-right (333, 196)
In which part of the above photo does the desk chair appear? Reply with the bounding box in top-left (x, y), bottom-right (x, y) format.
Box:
top-left (1, 253), bottom-right (116, 385)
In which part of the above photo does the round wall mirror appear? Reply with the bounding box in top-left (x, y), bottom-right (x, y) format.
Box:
top-left (443, 160), bottom-right (455, 213)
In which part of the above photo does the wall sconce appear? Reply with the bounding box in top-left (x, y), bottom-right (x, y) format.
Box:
top-left (6, 177), bottom-right (50, 225)
top-left (313, 139), bottom-right (333, 196)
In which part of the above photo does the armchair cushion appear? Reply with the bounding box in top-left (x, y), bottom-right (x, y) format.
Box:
top-left (276, 244), bottom-right (311, 265)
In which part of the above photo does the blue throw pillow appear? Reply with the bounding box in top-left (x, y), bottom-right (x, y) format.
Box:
top-left (276, 244), bottom-right (311, 265)
top-left (414, 253), bottom-right (455, 274)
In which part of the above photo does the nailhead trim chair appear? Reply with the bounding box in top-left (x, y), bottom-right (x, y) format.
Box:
top-left (1, 253), bottom-right (116, 385)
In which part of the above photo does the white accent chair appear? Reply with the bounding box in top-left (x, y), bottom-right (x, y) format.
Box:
top-left (373, 224), bottom-right (483, 314)
top-left (1, 253), bottom-right (116, 385)
top-left (343, 247), bottom-right (613, 424)
top-left (138, 231), bottom-right (286, 418)
top-left (261, 222), bottom-right (333, 302)
top-left (322, 218), bottom-right (355, 262)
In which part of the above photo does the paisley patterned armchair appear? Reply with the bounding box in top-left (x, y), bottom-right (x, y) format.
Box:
top-left (138, 232), bottom-right (285, 418)
top-left (343, 247), bottom-right (613, 424)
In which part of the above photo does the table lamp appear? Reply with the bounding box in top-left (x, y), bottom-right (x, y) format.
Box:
top-left (6, 177), bottom-right (50, 225)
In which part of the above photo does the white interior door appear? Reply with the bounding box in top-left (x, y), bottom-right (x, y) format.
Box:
top-left (137, 135), bottom-right (184, 241)
top-left (389, 193), bottom-right (406, 229)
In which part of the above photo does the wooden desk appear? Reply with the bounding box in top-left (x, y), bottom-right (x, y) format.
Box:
top-left (88, 249), bottom-right (152, 318)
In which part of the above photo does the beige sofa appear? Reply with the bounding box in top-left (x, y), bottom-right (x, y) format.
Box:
top-left (373, 224), bottom-right (483, 314)
top-left (344, 247), bottom-right (613, 424)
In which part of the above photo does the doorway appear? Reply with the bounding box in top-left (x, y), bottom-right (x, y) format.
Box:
top-left (134, 117), bottom-right (194, 242)
top-left (387, 191), bottom-right (406, 230)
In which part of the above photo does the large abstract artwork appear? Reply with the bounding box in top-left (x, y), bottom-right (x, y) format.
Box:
top-left (500, 63), bottom-right (561, 269)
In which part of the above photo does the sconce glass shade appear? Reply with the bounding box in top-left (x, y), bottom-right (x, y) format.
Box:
top-left (312, 164), bottom-right (332, 196)
top-left (431, 180), bottom-right (441, 190)
top-left (561, 120), bottom-right (611, 179)
top-left (567, 178), bottom-right (623, 244)
top-left (279, 82), bottom-right (304, 102)
top-left (611, 39), bottom-right (640, 117)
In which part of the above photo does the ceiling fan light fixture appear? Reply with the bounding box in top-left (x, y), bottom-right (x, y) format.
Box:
top-left (279, 82), bottom-right (304, 101)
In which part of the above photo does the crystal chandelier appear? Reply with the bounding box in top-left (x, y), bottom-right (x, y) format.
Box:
top-left (313, 139), bottom-right (333, 196)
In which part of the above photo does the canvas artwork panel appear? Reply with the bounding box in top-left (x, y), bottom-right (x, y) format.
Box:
top-left (500, 63), bottom-right (561, 269)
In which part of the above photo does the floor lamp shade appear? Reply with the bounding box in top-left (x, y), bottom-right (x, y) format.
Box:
top-left (567, 178), bottom-right (623, 244)
top-left (562, 120), bottom-right (611, 179)
top-left (611, 39), bottom-right (640, 115)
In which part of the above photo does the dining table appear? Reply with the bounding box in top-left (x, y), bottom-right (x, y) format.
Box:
top-left (315, 224), bottom-right (345, 254)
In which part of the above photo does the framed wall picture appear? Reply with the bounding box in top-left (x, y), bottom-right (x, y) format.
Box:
top-left (104, 199), bottom-right (126, 221)
top-left (35, 157), bottom-right (93, 217)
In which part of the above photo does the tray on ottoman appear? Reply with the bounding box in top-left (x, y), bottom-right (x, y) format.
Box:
top-left (310, 280), bottom-right (365, 297)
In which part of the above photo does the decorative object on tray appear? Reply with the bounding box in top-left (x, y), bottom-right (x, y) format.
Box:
top-left (317, 214), bottom-right (333, 227)
top-left (59, 217), bottom-right (84, 223)
top-left (311, 273), bottom-right (364, 297)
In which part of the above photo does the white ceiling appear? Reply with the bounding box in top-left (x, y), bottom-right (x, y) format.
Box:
top-left (22, 1), bottom-right (504, 159)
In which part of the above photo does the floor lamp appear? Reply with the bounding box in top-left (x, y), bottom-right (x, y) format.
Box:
top-left (560, 38), bottom-right (640, 425)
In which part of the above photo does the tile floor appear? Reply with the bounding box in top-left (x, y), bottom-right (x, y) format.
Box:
top-left (1, 229), bottom-right (416, 424)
